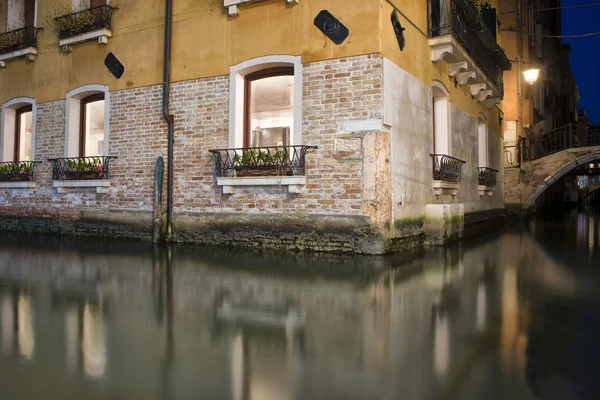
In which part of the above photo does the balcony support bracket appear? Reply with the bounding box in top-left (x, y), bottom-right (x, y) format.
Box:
top-left (456, 71), bottom-right (475, 85)
top-left (448, 61), bottom-right (468, 77)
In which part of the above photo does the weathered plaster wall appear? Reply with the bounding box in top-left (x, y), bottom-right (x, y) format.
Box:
top-left (0, 0), bottom-right (382, 104)
top-left (383, 57), bottom-right (433, 238)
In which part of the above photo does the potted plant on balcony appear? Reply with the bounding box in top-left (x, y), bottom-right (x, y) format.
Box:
top-left (232, 149), bottom-right (291, 177)
top-left (45, 2), bottom-right (98, 39)
top-left (64, 159), bottom-right (103, 180)
top-left (0, 162), bottom-right (31, 182)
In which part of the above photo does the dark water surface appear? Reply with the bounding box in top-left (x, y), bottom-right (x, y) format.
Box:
top-left (1, 210), bottom-right (599, 400)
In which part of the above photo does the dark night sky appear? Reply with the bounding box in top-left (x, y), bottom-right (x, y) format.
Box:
top-left (561, 0), bottom-right (600, 122)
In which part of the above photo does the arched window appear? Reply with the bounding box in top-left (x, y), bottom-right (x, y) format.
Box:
top-left (1, 98), bottom-right (36, 162)
top-left (244, 67), bottom-right (294, 148)
top-left (65, 85), bottom-right (109, 157)
top-left (477, 115), bottom-right (488, 168)
top-left (432, 82), bottom-right (450, 155)
top-left (229, 55), bottom-right (302, 148)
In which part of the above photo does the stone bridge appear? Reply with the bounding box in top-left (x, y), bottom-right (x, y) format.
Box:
top-left (504, 145), bottom-right (600, 217)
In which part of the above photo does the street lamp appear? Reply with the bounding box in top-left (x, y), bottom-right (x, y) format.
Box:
top-left (523, 68), bottom-right (540, 85)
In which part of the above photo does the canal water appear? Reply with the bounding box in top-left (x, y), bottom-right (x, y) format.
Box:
top-left (0, 209), bottom-right (599, 400)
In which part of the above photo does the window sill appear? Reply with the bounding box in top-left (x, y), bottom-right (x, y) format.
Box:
top-left (0, 47), bottom-right (37, 67)
top-left (224, 0), bottom-right (298, 16)
top-left (433, 180), bottom-right (460, 196)
top-left (53, 179), bottom-right (111, 194)
top-left (478, 185), bottom-right (495, 196)
top-left (216, 176), bottom-right (306, 194)
top-left (0, 181), bottom-right (37, 192)
top-left (59, 29), bottom-right (112, 49)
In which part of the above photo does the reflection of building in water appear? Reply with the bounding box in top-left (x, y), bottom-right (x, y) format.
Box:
top-left (219, 299), bottom-right (304, 400)
top-left (0, 289), bottom-right (35, 360)
top-left (17, 294), bottom-right (35, 359)
top-left (476, 281), bottom-right (487, 332)
top-left (63, 302), bottom-right (106, 379)
top-left (433, 312), bottom-right (449, 379)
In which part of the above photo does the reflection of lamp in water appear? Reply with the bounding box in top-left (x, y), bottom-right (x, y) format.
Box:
top-left (82, 303), bottom-right (106, 378)
top-left (476, 281), bottom-right (487, 332)
top-left (17, 294), bottom-right (34, 360)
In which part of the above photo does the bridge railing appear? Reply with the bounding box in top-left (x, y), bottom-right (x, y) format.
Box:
top-left (504, 123), bottom-right (584, 167)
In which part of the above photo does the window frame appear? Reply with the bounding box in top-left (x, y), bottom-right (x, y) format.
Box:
top-left (229, 55), bottom-right (303, 149)
top-left (79, 93), bottom-right (105, 157)
top-left (13, 104), bottom-right (32, 161)
top-left (243, 66), bottom-right (294, 148)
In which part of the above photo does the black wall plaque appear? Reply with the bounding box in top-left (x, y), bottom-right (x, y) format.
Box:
top-left (391, 11), bottom-right (406, 51)
top-left (314, 10), bottom-right (349, 45)
top-left (104, 52), bottom-right (124, 79)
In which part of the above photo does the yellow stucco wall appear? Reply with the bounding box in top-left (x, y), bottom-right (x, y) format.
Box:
top-left (0, 0), bottom-right (381, 104)
top-left (381, 0), bottom-right (503, 136)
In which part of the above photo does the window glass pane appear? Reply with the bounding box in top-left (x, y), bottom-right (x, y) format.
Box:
top-left (18, 111), bottom-right (32, 161)
top-left (249, 75), bottom-right (293, 147)
top-left (85, 100), bottom-right (105, 156)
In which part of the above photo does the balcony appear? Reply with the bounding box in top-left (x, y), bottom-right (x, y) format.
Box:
top-left (0, 27), bottom-right (41, 67)
top-left (48, 156), bottom-right (116, 193)
top-left (0, 161), bottom-right (41, 190)
top-left (209, 145), bottom-right (317, 194)
top-left (477, 167), bottom-right (498, 196)
top-left (431, 154), bottom-right (466, 196)
top-left (53, 5), bottom-right (117, 50)
top-left (428, 0), bottom-right (511, 108)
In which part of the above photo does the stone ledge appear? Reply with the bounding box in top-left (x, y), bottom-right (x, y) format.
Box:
top-left (433, 180), bottom-right (460, 196)
top-left (53, 179), bottom-right (111, 194)
top-left (0, 181), bottom-right (37, 192)
top-left (478, 185), bottom-right (495, 196)
top-left (58, 29), bottom-right (112, 49)
top-left (216, 176), bottom-right (306, 194)
top-left (0, 47), bottom-right (37, 66)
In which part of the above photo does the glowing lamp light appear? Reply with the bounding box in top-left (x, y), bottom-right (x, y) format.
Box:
top-left (523, 68), bottom-right (540, 85)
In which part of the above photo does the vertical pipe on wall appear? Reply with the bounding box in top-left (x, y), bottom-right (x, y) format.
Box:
top-left (162, 0), bottom-right (174, 240)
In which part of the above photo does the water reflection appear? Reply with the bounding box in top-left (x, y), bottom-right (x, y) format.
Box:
top-left (0, 217), bottom-right (598, 399)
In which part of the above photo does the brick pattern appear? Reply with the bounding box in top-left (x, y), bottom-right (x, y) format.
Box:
top-left (0, 86), bottom-right (166, 218)
top-left (172, 54), bottom-right (384, 216)
top-left (0, 55), bottom-right (385, 231)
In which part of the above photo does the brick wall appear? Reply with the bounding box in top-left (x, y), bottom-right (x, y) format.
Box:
top-left (0, 54), bottom-right (389, 251)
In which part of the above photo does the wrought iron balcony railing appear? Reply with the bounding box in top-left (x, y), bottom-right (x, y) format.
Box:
top-left (48, 156), bottom-right (117, 180)
top-left (0, 26), bottom-right (41, 54)
top-left (428, 0), bottom-right (511, 96)
top-left (431, 154), bottom-right (466, 182)
top-left (0, 161), bottom-right (41, 182)
top-left (478, 167), bottom-right (498, 187)
top-left (209, 145), bottom-right (317, 178)
top-left (54, 5), bottom-right (117, 40)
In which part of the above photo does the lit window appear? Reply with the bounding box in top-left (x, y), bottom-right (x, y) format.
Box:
top-left (245, 68), bottom-right (294, 148)
top-left (80, 94), bottom-right (105, 156)
top-left (14, 105), bottom-right (32, 161)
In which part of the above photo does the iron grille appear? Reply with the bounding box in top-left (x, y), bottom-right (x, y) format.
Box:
top-left (431, 154), bottom-right (466, 182)
top-left (477, 167), bottom-right (498, 187)
top-left (0, 161), bottom-right (41, 182)
top-left (209, 145), bottom-right (317, 178)
top-left (54, 5), bottom-right (118, 40)
top-left (0, 26), bottom-right (41, 54)
top-left (48, 156), bottom-right (116, 180)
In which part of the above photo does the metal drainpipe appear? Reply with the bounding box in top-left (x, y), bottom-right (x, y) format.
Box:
top-left (162, 0), bottom-right (174, 240)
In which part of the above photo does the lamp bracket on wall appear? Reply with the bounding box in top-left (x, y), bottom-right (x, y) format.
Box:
top-left (391, 10), bottom-right (406, 51)
top-left (314, 10), bottom-right (349, 45)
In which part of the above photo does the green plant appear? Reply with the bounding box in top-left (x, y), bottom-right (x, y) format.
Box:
top-left (67, 159), bottom-right (102, 172)
top-left (472, 0), bottom-right (492, 13)
top-left (0, 27), bottom-right (26, 52)
top-left (233, 149), bottom-right (290, 167)
top-left (44, 1), bottom-right (97, 37)
top-left (0, 162), bottom-right (30, 174)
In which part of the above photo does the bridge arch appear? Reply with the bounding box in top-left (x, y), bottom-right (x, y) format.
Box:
top-left (520, 152), bottom-right (600, 218)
